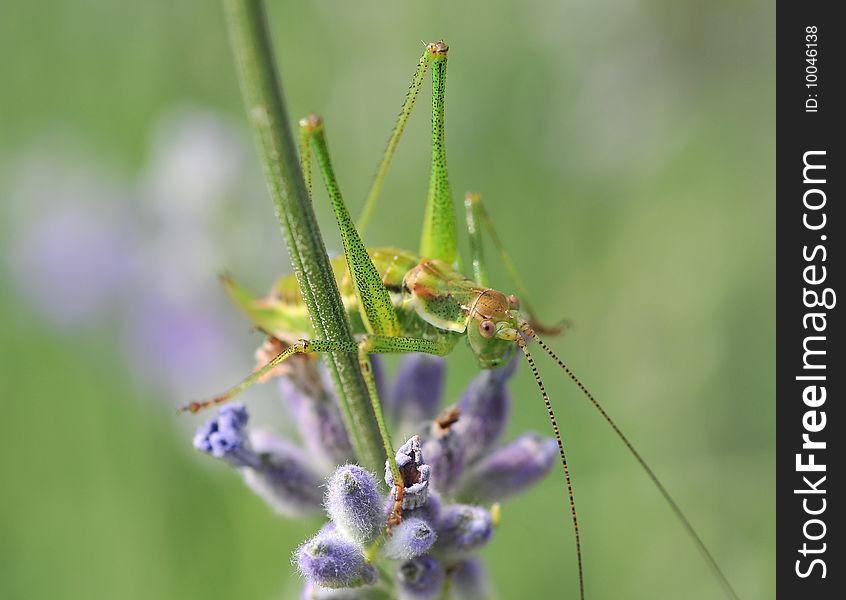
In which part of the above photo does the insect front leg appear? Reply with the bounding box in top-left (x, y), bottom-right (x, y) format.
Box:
top-left (179, 338), bottom-right (359, 413)
top-left (357, 335), bottom-right (455, 525)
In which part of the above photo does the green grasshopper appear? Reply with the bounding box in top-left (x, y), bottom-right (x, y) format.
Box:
top-left (183, 42), bottom-right (738, 600)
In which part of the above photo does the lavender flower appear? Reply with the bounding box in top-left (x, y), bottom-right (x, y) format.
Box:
top-left (432, 505), bottom-right (493, 561)
top-left (459, 432), bottom-right (558, 502)
top-left (296, 530), bottom-right (378, 588)
top-left (396, 555), bottom-right (445, 600)
top-left (193, 405), bottom-right (323, 516)
top-left (300, 581), bottom-right (388, 599)
top-left (386, 436), bottom-right (431, 510)
top-left (193, 404), bottom-right (257, 467)
top-left (326, 465), bottom-right (384, 546)
top-left (382, 517), bottom-right (437, 560)
top-left (192, 352), bottom-right (559, 599)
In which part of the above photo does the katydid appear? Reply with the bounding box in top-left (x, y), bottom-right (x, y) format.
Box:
top-left (183, 42), bottom-right (738, 600)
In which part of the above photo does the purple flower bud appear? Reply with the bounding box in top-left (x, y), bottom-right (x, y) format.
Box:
top-left (279, 375), bottom-right (354, 470)
top-left (459, 432), bottom-right (557, 502)
top-left (296, 531), bottom-right (377, 589)
top-left (243, 429), bottom-right (325, 517)
top-left (193, 404), bottom-right (258, 468)
top-left (300, 581), bottom-right (386, 599)
top-left (451, 558), bottom-right (491, 600)
top-left (382, 517), bottom-right (437, 560)
top-left (432, 505), bottom-right (493, 561)
top-left (454, 355), bottom-right (517, 464)
top-left (386, 436), bottom-right (431, 510)
top-left (396, 555), bottom-right (445, 600)
top-left (389, 354), bottom-right (446, 425)
top-left (422, 408), bottom-right (466, 494)
top-left (326, 465), bottom-right (384, 545)
top-left (194, 408), bottom-right (324, 516)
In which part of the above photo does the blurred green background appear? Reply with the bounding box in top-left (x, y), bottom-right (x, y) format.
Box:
top-left (0, 1), bottom-right (773, 599)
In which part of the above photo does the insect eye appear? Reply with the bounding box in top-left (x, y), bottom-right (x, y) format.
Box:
top-left (479, 320), bottom-right (496, 338)
top-left (508, 294), bottom-right (520, 310)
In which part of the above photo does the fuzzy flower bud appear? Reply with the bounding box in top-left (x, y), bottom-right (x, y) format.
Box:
top-left (396, 555), bottom-right (445, 600)
top-left (279, 375), bottom-right (354, 470)
top-left (454, 355), bottom-right (517, 463)
top-left (389, 354), bottom-right (446, 426)
top-left (193, 404), bottom-right (256, 467)
top-left (382, 517), bottom-right (437, 560)
top-left (296, 531), bottom-right (377, 589)
top-left (432, 505), bottom-right (493, 561)
top-left (386, 436), bottom-right (431, 510)
top-left (325, 465), bottom-right (384, 546)
top-left (300, 581), bottom-right (386, 599)
top-left (459, 432), bottom-right (557, 502)
top-left (422, 407), bottom-right (466, 494)
top-left (451, 558), bottom-right (492, 600)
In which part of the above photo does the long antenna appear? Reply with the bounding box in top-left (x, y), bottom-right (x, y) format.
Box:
top-left (520, 322), bottom-right (740, 600)
top-left (517, 336), bottom-right (585, 600)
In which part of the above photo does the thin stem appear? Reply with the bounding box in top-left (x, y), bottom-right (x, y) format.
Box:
top-left (223, 0), bottom-right (385, 472)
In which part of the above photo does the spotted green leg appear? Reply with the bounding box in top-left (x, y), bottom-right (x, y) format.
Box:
top-left (298, 114), bottom-right (458, 522)
top-left (418, 42), bottom-right (458, 267)
top-left (357, 44), bottom-right (435, 233)
top-left (357, 42), bottom-right (458, 268)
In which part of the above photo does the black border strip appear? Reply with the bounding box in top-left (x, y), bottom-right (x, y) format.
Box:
top-left (776, 3), bottom-right (842, 597)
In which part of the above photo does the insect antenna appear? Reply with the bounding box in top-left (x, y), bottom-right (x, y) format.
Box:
top-left (520, 322), bottom-right (740, 600)
top-left (516, 336), bottom-right (585, 600)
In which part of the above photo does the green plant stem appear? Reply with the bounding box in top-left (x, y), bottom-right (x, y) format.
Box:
top-left (223, 0), bottom-right (385, 472)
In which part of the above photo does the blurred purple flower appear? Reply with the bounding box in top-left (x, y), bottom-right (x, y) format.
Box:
top-left (431, 505), bottom-right (493, 561)
top-left (459, 432), bottom-right (558, 502)
top-left (5, 154), bottom-right (135, 325)
top-left (123, 296), bottom-right (232, 398)
top-left (396, 555), bottom-right (444, 600)
top-left (451, 558), bottom-right (491, 600)
top-left (388, 354), bottom-right (446, 429)
top-left (280, 375), bottom-right (354, 470)
top-left (422, 408), bottom-right (466, 494)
